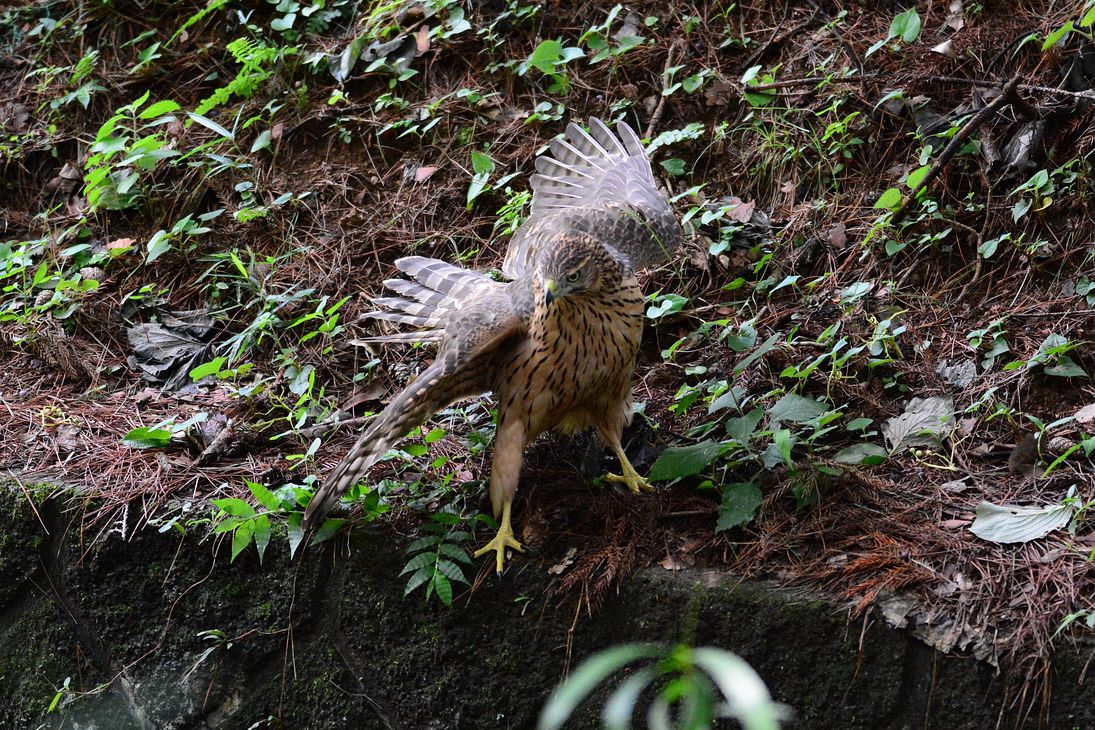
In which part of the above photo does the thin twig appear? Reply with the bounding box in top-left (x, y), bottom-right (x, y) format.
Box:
top-left (645, 39), bottom-right (682, 139)
top-left (893, 76), bottom-right (1023, 223)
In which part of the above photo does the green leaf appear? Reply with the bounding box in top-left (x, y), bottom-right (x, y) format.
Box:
top-left (970, 500), bottom-right (1073, 544)
top-left (833, 442), bottom-right (890, 465)
top-left (406, 535), bottom-right (443, 553)
top-left (648, 441), bottom-right (723, 481)
top-left (470, 150), bottom-right (495, 175)
top-left (404, 565), bottom-right (432, 595)
top-left (122, 426), bottom-right (173, 448)
top-left (716, 482), bottom-right (763, 532)
top-left (253, 514), bottom-right (272, 564)
top-left (905, 164), bottom-right (930, 190)
top-left (890, 8), bottom-right (921, 43)
top-left (768, 393), bottom-right (827, 425)
top-left (1042, 21), bottom-right (1074, 51)
top-left (874, 187), bottom-right (902, 210)
top-left (138, 99), bottom-right (181, 119)
top-left (146, 229), bottom-right (171, 263)
top-left (310, 517), bottom-right (345, 546)
top-left (773, 428), bottom-right (794, 466)
top-left (431, 571), bottom-right (453, 605)
top-left (539, 644), bottom-right (664, 730)
top-left (725, 407), bottom-right (764, 443)
top-left (435, 558), bottom-right (468, 583)
top-left (691, 648), bottom-right (783, 730)
top-left (213, 497), bottom-right (256, 519)
top-left (438, 542), bottom-right (473, 564)
top-left (247, 480), bottom-right (280, 511)
top-left (527, 39), bottom-right (564, 73)
top-left (230, 519), bottom-right (254, 561)
top-left (287, 512), bottom-right (305, 559)
top-left (646, 293), bottom-right (689, 319)
top-left (1044, 357), bottom-right (1087, 378)
top-left (401, 552), bottom-right (436, 574)
top-left (189, 356), bottom-right (227, 381)
top-left (660, 158), bottom-right (686, 176)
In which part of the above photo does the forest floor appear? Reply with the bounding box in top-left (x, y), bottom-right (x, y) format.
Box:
top-left (2, 0), bottom-right (1095, 723)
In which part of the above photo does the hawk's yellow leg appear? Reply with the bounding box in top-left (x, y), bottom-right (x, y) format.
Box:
top-left (604, 443), bottom-right (654, 495)
top-left (474, 500), bottom-right (524, 573)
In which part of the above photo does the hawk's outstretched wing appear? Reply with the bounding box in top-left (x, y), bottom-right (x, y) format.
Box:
top-left (502, 118), bottom-right (681, 279)
top-left (303, 269), bottom-right (527, 533)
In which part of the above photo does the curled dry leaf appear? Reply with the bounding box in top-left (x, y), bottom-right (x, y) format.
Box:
top-left (827, 222), bottom-right (846, 249)
top-left (1075, 403), bottom-right (1095, 425)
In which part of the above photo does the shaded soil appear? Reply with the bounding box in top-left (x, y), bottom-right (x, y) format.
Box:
top-left (5, 483), bottom-right (1095, 729)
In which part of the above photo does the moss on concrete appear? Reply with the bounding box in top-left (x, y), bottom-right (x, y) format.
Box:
top-left (2, 482), bottom-right (1094, 729)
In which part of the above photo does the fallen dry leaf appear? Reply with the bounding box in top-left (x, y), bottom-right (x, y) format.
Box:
top-left (547, 547), bottom-right (577, 575)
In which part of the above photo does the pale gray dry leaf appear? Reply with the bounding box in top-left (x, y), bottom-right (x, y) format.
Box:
top-left (614, 11), bottom-right (643, 42)
top-left (945, 0), bottom-right (966, 31)
top-left (940, 478), bottom-right (969, 494)
top-left (931, 39), bottom-right (956, 58)
top-left (882, 396), bottom-right (955, 453)
top-left (969, 500), bottom-right (1074, 544)
top-left (935, 358), bottom-right (977, 388)
top-left (877, 591), bottom-right (919, 629)
top-left (1075, 403), bottom-right (1095, 426)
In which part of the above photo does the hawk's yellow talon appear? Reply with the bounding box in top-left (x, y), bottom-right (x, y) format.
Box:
top-left (604, 444), bottom-right (654, 494)
top-left (474, 501), bottom-right (524, 573)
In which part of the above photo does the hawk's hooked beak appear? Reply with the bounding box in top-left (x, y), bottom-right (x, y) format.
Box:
top-left (543, 278), bottom-right (558, 306)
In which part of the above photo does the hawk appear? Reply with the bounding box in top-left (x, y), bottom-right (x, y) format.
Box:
top-left (303, 118), bottom-right (681, 572)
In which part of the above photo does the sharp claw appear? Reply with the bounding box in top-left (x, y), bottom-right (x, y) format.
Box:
top-left (474, 502), bottom-right (523, 573)
top-left (604, 471), bottom-right (654, 494)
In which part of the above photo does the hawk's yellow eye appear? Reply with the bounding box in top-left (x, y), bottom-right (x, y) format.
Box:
top-left (566, 271), bottom-right (580, 283)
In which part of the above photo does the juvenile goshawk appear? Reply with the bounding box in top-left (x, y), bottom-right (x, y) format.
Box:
top-left (303, 118), bottom-right (681, 572)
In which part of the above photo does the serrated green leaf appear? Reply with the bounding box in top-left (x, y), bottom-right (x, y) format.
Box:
top-left (401, 552), bottom-right (436, 575)
top-left (406, 535), bottom-right (443, 553)
top-left (438, 542), bottom-right (473, 564)
top-left (648, 441), bottom-right (723, 481)
top-left (404, 565), bottom-right (432, 595)
top-left (833, 442), bottom-right (890, 465)
top-left (432, 571), bottom-right (453, 605)
top-left (716, 482), bottom-right (762, 532)
top-left (435, 558), bottom-right (468, 583)
top-left (768, 393), bottom-right (828, 425)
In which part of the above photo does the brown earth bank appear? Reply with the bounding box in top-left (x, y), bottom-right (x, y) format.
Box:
top-left (3, 1), bottom-right (1095, 727)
